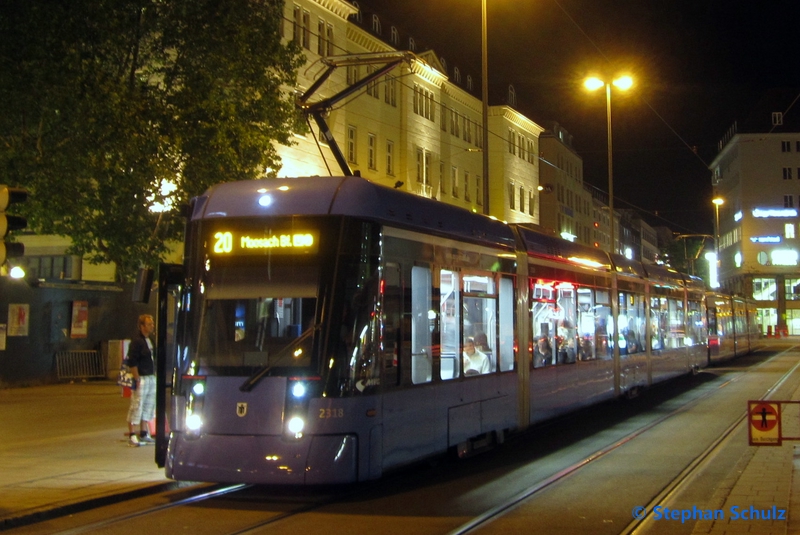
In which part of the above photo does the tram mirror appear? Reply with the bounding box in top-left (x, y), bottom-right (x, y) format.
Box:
top-left (133, 267), bottom-right (154, 303)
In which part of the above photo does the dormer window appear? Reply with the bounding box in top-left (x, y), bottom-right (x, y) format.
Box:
top-left (390, 26), bottom-right (399, 45)
top-left (371, 14), bottom-right (381, 34)
top-left (508, 85), bottom-right (517, 107)
top-left (408, 37), bottom-right (416, 51)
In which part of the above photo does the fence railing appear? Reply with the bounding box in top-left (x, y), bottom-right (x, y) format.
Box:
top-left (56, 350), bottom-right (105, 381)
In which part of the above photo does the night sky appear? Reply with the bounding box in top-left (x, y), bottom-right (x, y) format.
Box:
top-left (353, 0), bottom-right (800, 235)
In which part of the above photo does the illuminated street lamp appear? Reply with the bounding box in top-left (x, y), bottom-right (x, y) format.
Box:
top-left (712, 197), bottom-right (724, 258)
top-left (711, 197), bottom-right (724, 288)
top-left (481, 0), bottom-right (489, 216)
top-left (584, 75), bottom-right (633, 254)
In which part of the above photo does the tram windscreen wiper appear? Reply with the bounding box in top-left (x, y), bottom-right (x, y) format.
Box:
top-left (239, 324), bottom-right (318, 392)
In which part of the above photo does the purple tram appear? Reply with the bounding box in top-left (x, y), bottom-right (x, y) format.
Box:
top-left (158, 176), bottom-right (756, 484)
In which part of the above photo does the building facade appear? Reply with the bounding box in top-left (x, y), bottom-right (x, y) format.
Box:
top-left (710, 90), bottom-right (800, 334)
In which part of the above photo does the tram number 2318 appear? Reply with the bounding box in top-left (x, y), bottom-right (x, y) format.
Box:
top-left (319, 408), bottom-right (344, 419)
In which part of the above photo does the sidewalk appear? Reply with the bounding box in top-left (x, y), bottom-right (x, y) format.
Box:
top-left (0, 381), bottom-right (175, 529)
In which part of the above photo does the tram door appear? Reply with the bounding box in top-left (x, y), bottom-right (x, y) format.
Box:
top-left (381, 264), bottom-right (439, 469)
top-left (155, 263), bottom-right (184, 468)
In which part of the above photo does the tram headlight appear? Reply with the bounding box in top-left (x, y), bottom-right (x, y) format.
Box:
top-left (286, 416), bottom-right (305, 437)
top-left (186, 412), bottom-right (203, 432)
top-left (291, 382), bottom-right (306, 398)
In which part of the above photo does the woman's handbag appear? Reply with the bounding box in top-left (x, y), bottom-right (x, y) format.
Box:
top-left (117, 364), bottom-right (135, 388)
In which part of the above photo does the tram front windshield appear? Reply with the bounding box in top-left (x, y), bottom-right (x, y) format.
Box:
top-left (194, 261), bottom-right (319, 376)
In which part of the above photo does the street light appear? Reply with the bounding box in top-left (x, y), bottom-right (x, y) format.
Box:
top-left (584, 75), bottom-right (633, 254)
top-left (712, 197), bottom-right (724, 257)
top-left (712, 197), bottom-right (724, 288)
top-left (481, 0), bottom-right (490, 216)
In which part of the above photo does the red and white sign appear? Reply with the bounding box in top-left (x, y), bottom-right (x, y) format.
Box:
top-left (748, 401), bottom-right (781, 446)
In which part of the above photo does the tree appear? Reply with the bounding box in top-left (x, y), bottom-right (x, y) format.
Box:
top-left (0, 0), bottom-right (304, 281)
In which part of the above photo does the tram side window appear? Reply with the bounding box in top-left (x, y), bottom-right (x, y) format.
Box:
top-left (594, 289), bottom-right (612, 359)
top-left (463, 274), bottom-right (496, 374)
top-left (439, 269), bottom-right (461, 380)
top-left (498, 277), bottom-right (514, 371)
top-left (576, 287), bottom-right (596, 360)
top-left (618, 291), bottom-right (644, 355)
top-left (531, 280), bottom-right (554, 368)
top-left (686, 299), bottom-right (704, 346)
top-left (669, 298), bottom-right (685, 348)
top-left (382, 264), bottom-right (402, 386)
top-left (411, 266), bottom-right (433, 384)
top-left (555, 283), bottom-right (577, 364)
top-left (650, 296), bottom-right (684, 350)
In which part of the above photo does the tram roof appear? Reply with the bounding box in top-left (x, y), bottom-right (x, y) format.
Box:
top-left (193, 176), bottom-right (517, 250)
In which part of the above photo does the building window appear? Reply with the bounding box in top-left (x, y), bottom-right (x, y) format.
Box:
top-left (390, 26), bottom-right (399, 45)
top-left (508, 182), bottom-right (515, 210)
top-left (476, 176), bottom-right (483, 206)
top-left (347, 125), bottom-right (357, 163)
top-left (413, 85), bottom-right (434, 121)
top-left (371, 14), bottom-right (381, 34)
top-left (440, 161), bottom-right (445, 195)
top-left (327, 24), bottom-right (334, 56)
top-left (784, 167), bottom-right (793, 180)
top-left (386, 140), bottom-right (394, 175)
top-left (782, 141), bottom-right (792, 152)
top-left (367, 67), bottom-right (380, 98)
top-left (753, 278), bottom-right (777, 300)
top-left (508, 128), bottom-right (515, 154)
top-left (416, 148), bottom-right (423, 182)
top-left (317, 19), bottom-right (326, 56)
top-left (17, 255), bottom-right (76, 280)
top-left (464, 171), bottom-right (470, 202)
top-left (786, 278), bottom-right (800, 301)
top-left (424, 151), bottom-right (431, 187)
top-left (347, 65), bottom-right (359, 85)
top-left (408, 37), bottom-right (416, 51)
top-left (367, 133), bottom-right (376, 169)
top-left (384, 75), bottom-right (396, 106)
top-left (787, 223), bottom-right (796, 239)
top-left (529, 191), bottom-right (535, 216)
top-left (451, 166), bottom-right (458, 198)
top-left (519, 186), bottom-right (525, 213)
top-left (785, 195), bottom-right (794, 208)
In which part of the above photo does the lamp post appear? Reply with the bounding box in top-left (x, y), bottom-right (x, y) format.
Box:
top-left (712, 197), bottom-right (724, 289)
top-left (584, 75), bottom-right (633, 254)
top-left (481, 0), bottom-right (490, 216)
top-left (712, 197), bottom-right (724, 258)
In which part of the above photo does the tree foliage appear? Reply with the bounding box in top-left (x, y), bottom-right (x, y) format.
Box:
top-left (0, 0), bottom-right (304, 281)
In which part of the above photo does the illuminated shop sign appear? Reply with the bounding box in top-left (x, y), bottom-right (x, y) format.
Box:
top-left (749, 236), bottom-right (782, 243)
top-left (211, 230), bottom-right (319, 255)
top-left (752, 208), bottom-right (798, 218)
top-left (734, 211), bottom-right (743, 222)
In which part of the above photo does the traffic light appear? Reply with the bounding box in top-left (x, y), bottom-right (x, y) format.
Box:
top-left (0, 185), bottom-right (28, 265)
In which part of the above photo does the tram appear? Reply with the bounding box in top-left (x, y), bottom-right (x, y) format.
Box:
top-left (157, 176), bottom-right (759, 485)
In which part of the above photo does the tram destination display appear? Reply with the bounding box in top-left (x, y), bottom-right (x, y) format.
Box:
top-left (208, 228), bottom-right (319, 256)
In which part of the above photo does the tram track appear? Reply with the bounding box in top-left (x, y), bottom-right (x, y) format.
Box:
top-left (452, 345), bottom-right (800, 535)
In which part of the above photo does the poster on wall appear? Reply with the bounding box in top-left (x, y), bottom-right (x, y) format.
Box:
top-left (8, 304), bottom-right (29, 337)
top-left (70, 301), bottom-right (89, 338)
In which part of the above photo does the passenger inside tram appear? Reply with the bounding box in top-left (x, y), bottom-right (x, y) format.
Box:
top-left (533, 337), bottom-right (553, 367)
top-left (463, 337), bottom-right (491, 376)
